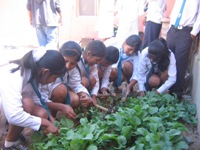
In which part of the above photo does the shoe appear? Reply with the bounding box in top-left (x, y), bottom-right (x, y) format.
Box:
top-left (2, 143), bottom-right (28, 150)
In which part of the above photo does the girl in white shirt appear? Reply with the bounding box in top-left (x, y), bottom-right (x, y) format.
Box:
top-left (0, 49), bottom-right (75, 149)
top-left (111, 35), bottom-right (142, 88)
top-left (138, 38), bottom-right (177, 96)
top-left (41, 41), bottom-right (92, 116)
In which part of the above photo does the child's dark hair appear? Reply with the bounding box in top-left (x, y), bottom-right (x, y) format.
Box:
top-left (125, 35), bottom-right (142, 52)
top-left (148, 37), bottom-right (170, 71)
top-left (85, 40), bottom-right (106, 58)
top-left (105, 46), bottom-right (119, 64)
top-left (11, 50), bottom-right (66, 83)
top-left (59, 41), bottom-right (82, 61)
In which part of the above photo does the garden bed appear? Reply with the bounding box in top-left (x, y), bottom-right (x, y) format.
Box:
top-left (0, 92), bottom-right (199, 150)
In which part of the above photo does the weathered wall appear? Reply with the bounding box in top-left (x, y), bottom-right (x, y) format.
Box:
top-left (191, 36), bottom-right (200, 133)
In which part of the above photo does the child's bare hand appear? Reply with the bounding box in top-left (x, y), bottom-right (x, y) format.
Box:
top-left (80, 94), bottom-right (92, 108)
top-left (41, 119), bottom-right (59, 135)
top-left (45, 123), bottom-right (59, 135)
top-left (61, 105), bottom-right (76, 119)
top-left (101, 88), bottom-right (109, 95)
top-left (139, 91), bottom-right (146, 97)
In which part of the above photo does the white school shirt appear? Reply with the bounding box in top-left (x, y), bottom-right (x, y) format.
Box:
top-left (0, 65), bottom-right (41, 131)
top-left (146, 0), bottom-right (166, 24)
top-left (99, 65), bottom-right (112, 89)
top-left (138, 48), bottom-right (177, 94)
top-left (33, 67), bottom-right (89, 105)
top-left (96, 0), bottom-right (115, 39)
top-left (77, 58), bottom-right (99, 96)
top-left (52, 67), bottom-right (89, 94)
top-left (170, 0), bottom-right (200, 36)
top-left (112, 47), bottom-right (140, 82)
top-left (115, 0), bottom-right (145, 41)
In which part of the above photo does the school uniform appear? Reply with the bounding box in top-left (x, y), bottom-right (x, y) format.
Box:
top-left (0, 65), bottom-right (41, 131)
top-left (98, 65), bottom-right (112, 89)
top-left (143, 0), bottom-right (166, 49)
top-left (166, 0), bottom-right (200, 97)
top-left (138, 47), bottom-right (177, 94)
top-left (77, 57), bottom-right (99, 96)
top-left (96, 0), bottom-right (115, 39)
top-left (112, 47), bottom-right (140, 85)
top-left (33, 67), bottom-right (89, 105)
top-left (115, 0), bottom-right (144, 42)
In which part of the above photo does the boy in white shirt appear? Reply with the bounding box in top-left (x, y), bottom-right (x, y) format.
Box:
top-left (98, 46), bottom-right (119, 96)
top-left (78, 40), bottom-right (106, 105)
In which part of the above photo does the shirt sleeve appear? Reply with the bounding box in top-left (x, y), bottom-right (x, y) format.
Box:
top-left (101, 66), bottom-right (112, 89)
top-left (129, 54), bottom-right (140, 82)
top-left (69, 68), bottom-right (89, 94)
top-left (191, 2), bottom-right (200, 36)
top-left (157, 52), bottom-right (177, 94)
top-left (90, 65), bottom-right (99, 96)
top-left (1, 82), bottom-right (41, 131)
top-left (138, 48), bottom-right (149, 92)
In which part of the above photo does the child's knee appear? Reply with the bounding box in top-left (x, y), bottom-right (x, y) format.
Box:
top-left (81, 76), bottom-right (89, 88)
top-left (70, 92), bottom-right (80, 108)
top-left (51, 84), bottom-right (67, 103)
top-left (122, 61), bottom-right (133, 79)
top-left (37, 108), bottom-right (48, 119)
top-left (22, 97), bottom-right (35, 114)
top-left (148, 75), bottom-right (161, 88)
top-left (90, 75), bottom-right (96, 88)
top-left (110, 68), bottom-right (118, 81)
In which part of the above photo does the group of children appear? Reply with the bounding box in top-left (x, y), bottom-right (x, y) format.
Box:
top-left (0, 34), bottom-right (177, 149)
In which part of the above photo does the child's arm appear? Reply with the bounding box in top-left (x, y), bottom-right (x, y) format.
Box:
top-left (68, 68), bottom-right (89, 95)
top-left (138, 48), bottom-right (149, 94)
top-left (90, 65), bottom-right (100, 104)
top-left (47, 102), bottom-right (76, 119)
top-left (156, 52), bottom-right (177, 94)
top-left (101, 66), bottom-right (112, 95)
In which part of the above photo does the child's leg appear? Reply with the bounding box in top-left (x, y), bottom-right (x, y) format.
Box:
top-left (109, 68), bottom-right (118, 82)
top-left (122, 61), bottom-right (133, 82)
top-left (81, 75), bottom-right (96, 91)
top-left (98, 66), bottom-right (103, 81)
top-left (51, 84), bottom-right (68, 104)
top-left (81, 76), bottom-right (89, 89)
top-left (5, 97), bottom-right (47, 143)
top-left (90, 75), bottom-right (96, 90)
top-left (159, 70), bottom-right (168, 84)
top-left (5, 124), bottom-right (23, 143)
top-left (22, 97), bottom-right (49, 119)
top-left (50, 84), bottom-right (68, 116)
top-left (69, 90), bottom-right (80, 108)
top-left (110, 68), bottom-right (125, 87)
top-left (148, 74), bottom-right (161, 89)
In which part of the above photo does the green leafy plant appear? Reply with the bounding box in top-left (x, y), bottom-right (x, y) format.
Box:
top-left (30, 92), bottom-right (197, 150)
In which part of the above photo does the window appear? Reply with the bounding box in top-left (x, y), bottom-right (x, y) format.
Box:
top-left (78, 0), bottom-right (99, 16)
